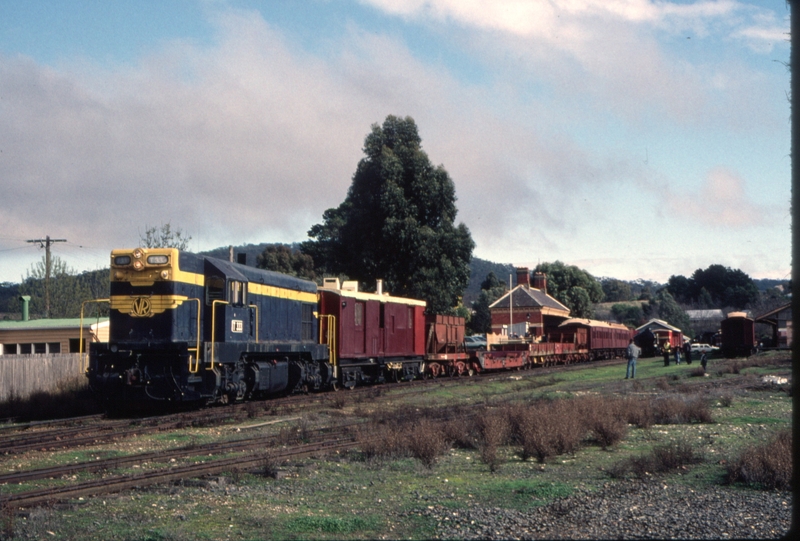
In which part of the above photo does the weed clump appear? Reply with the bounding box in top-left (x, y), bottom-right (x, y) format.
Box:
top-left (608, 439), bottom-right (703, 479)
top-left (511, 399), bottom-right (584, 463)
top-left (477, 409), bottom-right (510, 472)
top-left (407, 419), bottom-right (448, 468)
top-left (725, 429), bottom-right (792, 490)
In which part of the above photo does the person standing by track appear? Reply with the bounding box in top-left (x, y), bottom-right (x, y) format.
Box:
top-left (625, 339), bottom-right (641, 379)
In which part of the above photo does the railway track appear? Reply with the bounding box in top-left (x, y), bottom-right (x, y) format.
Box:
top-left (0, 434), bottom-right (362, 509)
top-left (0, 357), bottom-right (622, 455)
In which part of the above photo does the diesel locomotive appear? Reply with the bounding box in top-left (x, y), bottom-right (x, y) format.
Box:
top-left (87, 248), bottom-right (333, 408)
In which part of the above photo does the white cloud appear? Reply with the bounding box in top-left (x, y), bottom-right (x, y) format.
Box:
top-left (0, 3), bottom-right (789, 283)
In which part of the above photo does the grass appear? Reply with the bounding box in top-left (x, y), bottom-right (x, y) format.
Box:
top-left (1, 351), bottom-right (792, 540)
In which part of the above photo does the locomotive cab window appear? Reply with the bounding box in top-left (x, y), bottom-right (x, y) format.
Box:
top-left (229, 280), bottom-right (247, 306)
top-left (206, 276), bottom-right (225, 305)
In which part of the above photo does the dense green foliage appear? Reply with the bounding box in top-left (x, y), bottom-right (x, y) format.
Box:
top-left (302, 116), bottom-right (474, 313)
top-left (533, 261), bottom-right (603, 318)
top-left (667, 265), bottom-right (759, 309)
top-left (601, 279), bottom-right (634, 302)
top-left (464, 258), bottom-right (514, 305)
top-left (256, 244), bottom-right (316, 280)
top-left (645, 289), bottom-right (692, 334)
top-left (610, 303), bottom-right (644, 327)
top-left (9, 257), bottom-right (109, 319)
top-left (468, 272), bottom-right (508, 334)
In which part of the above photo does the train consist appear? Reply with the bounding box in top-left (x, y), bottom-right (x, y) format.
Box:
top-left (86, 248), bottom-right (632, 409)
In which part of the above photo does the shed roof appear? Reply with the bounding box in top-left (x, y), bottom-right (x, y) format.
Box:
top-left (635, 318), bottom-right (681, 333)
top-left (489, 285), bottom-right (570, 314)
top-left (0, 318), bottom-right (108, 331)
top-left (755, 302), bottom-right (791, 322)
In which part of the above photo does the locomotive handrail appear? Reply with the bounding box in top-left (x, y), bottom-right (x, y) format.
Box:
top-left (319, 314), bottom-right (337, 376)
top-left (209, 300), bottom-right (229, 370)
top-left (187, 298), bottom-right (202, 374)
top-left (248, 303), bottom-right (259, 342)
top-left (79, 299), bottom-right (110, 373)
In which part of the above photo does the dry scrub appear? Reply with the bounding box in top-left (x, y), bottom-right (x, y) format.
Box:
top-left (725, 429), bottom-right (792, 490)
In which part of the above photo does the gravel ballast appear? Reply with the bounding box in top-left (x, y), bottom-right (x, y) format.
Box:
top-left (407, 481), bottom-right (792, 539)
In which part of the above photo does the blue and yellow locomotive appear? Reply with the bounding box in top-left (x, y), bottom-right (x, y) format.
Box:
top-left (87, 248), bottom-right (333, 408)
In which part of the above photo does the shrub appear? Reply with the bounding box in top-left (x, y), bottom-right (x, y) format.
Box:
top-left (590, 416), bottom-right (628, 450)
top-left (512, 399), bottom-right (585, 463)
top-left (608, 439), bottom-right (703, 479)
top-left (725, 429), bottom-right (792, 490)
top-left (650, 395), bottom-right (713, 425)
top-left (719, 395), bottom-right (733, 407)
top-left (407, 419), bottom-right (448, 468)
top-left (358, 422), bottom-right (406, 461)
top-left (689, 367), bottom-right (706, 378)
top-left (655, 378), bottom-right (671, 391)
top-left (622, 397), bottom-right (654, 429)
top-left (442, 418), bottom-right (477, 449)
top-left (478, 410), bottom-right (510, 472)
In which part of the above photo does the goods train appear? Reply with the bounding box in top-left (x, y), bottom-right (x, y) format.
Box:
top-left (86, 248), bottom-right (632, 409)
top-left (720, 312), bottom-right (756, 357)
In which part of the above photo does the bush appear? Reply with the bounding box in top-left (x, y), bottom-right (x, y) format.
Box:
top-left (477, 410), bottom-right (510, 472)
top-left (608, 439), bottom-right (703, 479)
top-left (651, 395), bottom-right (713, 425)
top-left (725, 430), bottom-right (792, 490)
top-left (358, 422), bottom-right (406, 461)
top-left (511, 399), bottom-right (585, 463)
top-left (407, 419), bottom-right (448, 468)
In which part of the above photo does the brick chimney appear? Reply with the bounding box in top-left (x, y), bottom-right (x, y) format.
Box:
top-left (516, 267), bottom-right (530, 288)
top-left (532, 272), bottom-right (547, 294)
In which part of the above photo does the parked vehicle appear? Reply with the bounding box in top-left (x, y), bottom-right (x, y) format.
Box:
top-left (464, 335), bottom-right (487, 351)
top-left (690, 343), bottom-right (718, 354)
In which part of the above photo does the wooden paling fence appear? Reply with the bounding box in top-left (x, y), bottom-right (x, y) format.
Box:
top-left (0, 354), bottom-right (86, 402)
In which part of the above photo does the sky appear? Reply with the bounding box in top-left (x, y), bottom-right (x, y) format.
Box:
top-left (0, 0), bottom-right (791, 286)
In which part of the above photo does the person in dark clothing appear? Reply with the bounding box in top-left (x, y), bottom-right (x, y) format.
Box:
top-left (662, 342), bottom-right (670, 367)
top-left (683, 342), bottom-right (692, 364)
top-left (701, 352), bottom-right (708, 374)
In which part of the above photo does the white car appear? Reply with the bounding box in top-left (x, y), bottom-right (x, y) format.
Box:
top-left (465, 335), bottom-right (487, 351)
top-left (691, 343), bottom-right (717, 354)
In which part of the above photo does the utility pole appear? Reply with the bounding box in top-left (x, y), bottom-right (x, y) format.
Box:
top-left (26, 236), bottom-right (67, 318)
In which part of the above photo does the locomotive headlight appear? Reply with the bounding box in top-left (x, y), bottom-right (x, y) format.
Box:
top-left (161, 270), bottom-right (170, 280)
top-left (133, 248), bottom-right (143, 259)
top-left (133, 260), bottom-right (144, 271)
